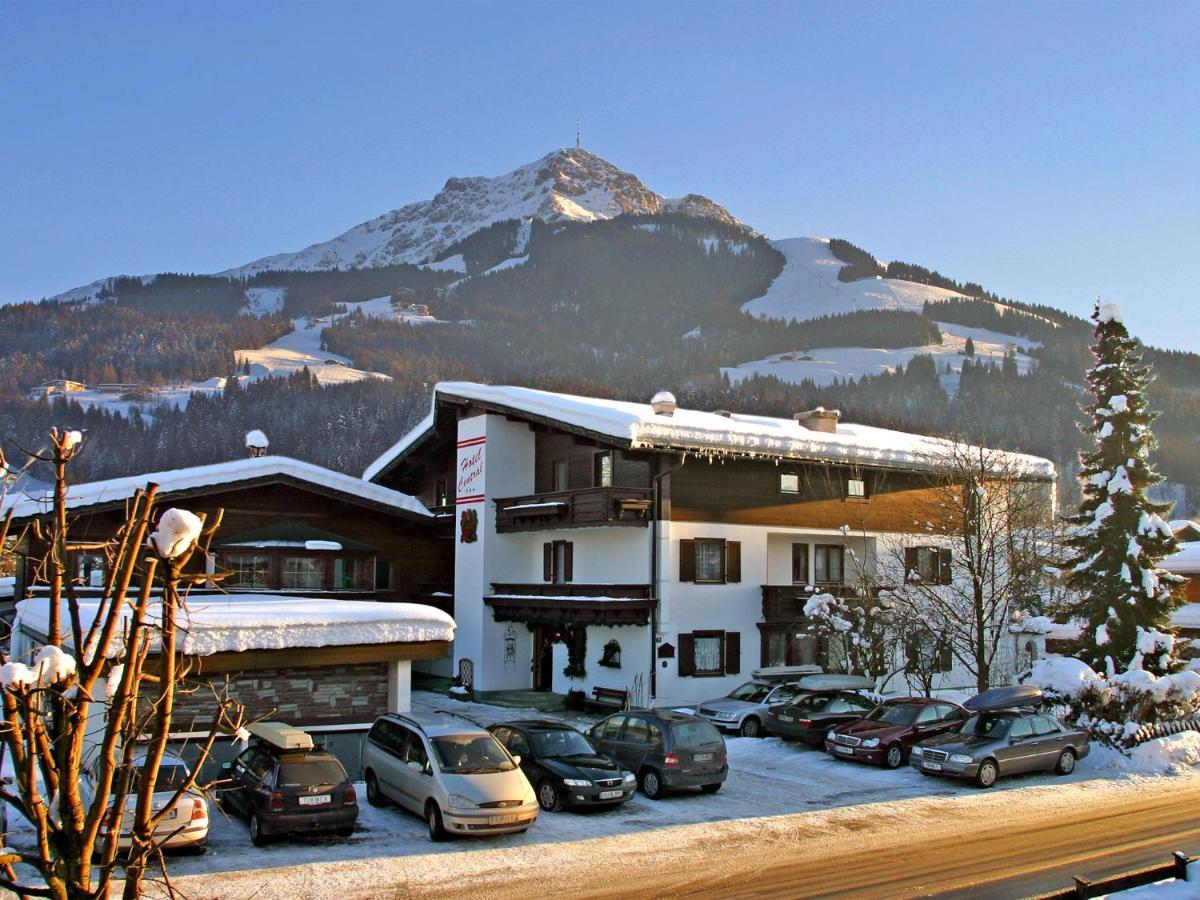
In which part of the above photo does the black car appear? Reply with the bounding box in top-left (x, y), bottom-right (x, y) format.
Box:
top-left (587, 709), bottom-right (728, 800)
top-left (219, 723), bottom-right (357, 846)
top-left (488, 720), bottom-right (637, 811)
top-left (764, 690), bottom-right (876, 746)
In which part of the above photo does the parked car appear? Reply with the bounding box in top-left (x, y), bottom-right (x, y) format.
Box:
top-left (588, 709), bottom-right (728, 799)
top-left (911, 685), bottom-right (1090, 787)
top-left (488, 719), bottom-right (636, 811)
top-left (695, 679), bottom-right (808, 737)
top-left (85, 754), bottom-right (209, 855)
top-left (825, 697), bottom-right (967, 768)
top-left (363, 712), bottom-right (538, 841)
top-left (766, 692), bottom-right (877, 746)
top-left (220, 722), bottom-right (357, 846)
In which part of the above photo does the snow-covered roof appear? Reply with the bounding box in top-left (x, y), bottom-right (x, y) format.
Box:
top-left (14, 594), bottom-right (455, 657)
top-left (364, 382), bottom-right (1056, 482)
top-left (1174, 604), bottom-right (1200, 630)
top-left (4, 455), bottom-right (430, 522)
top-left (1164, 541), bottom-right (1200, 574)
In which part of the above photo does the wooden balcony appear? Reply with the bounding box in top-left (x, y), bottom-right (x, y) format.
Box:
top-left (494, 487), bottom-right (653, 533)
top-left (490, 583), bottom-right (652, 599)
top-left (761, 583), bottom-right (847, 622)
top-left (486, 583), bottom-right (655, 626)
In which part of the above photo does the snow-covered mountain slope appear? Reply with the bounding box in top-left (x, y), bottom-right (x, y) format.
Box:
top-left (741, 238), bottom-right (970, 322)
top-left (722, 322), bottom-right (1040, 394)
top-left (219, 148), bottom-right (741, 278)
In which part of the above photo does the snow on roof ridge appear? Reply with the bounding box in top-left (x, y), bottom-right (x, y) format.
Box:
top-left (4, 454), bottom-right (430, 521)
top-left (362, 382), bottom-right (1056, 481)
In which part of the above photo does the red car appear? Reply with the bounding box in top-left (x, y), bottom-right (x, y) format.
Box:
top-left (825, 697), bottom-right (966, 769)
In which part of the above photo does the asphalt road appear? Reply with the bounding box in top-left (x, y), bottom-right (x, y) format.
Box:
top-left (437, 781), bottom-right (1200, 899)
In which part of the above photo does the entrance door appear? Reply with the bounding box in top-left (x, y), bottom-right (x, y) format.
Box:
top-left (533, 626), bottom-right (557, 691)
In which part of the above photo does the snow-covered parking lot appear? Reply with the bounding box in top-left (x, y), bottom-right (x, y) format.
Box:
top-left (118, 690), bottom-right (1198, 899)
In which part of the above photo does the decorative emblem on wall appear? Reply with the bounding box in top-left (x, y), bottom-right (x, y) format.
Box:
top-left (504, 626), bottom-right (517, 668)
top-left (459, 508), bottom-right (479, 543)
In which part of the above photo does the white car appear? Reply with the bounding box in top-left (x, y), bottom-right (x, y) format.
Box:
top-left (695, 680), bottom-right (808, 737)
top-left (85, 754), bottom-right (209, 854)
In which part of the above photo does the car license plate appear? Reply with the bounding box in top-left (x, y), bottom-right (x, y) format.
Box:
top-left (779, 715), bottom-right (794, 723)
top-left (835, 745), bottom-right (853, 755)
top-left (298, 795), bottom-right (331, 806)
top-left (598, 790), bottom-right (623, 800)
top-left (923, 762), bottom-right (943, 772)
top-left (693, 752), bottom-right (714, 762)
top-left (489, 814), bottom-right (521, 825)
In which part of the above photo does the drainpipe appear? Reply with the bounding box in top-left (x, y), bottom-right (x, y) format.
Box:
top-left (650, 454), bottom-right (686, 702)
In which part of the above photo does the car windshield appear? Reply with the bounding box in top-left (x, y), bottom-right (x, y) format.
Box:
top-left (727, 682), bottom-right (771, 702)
top-left (789, 693), bottom-right (831, 711)
top-left (277, 758), bottom-right (348, 789)
top-left (530, 729), bottom-right (595, 757)
top-left (865, 704), bottom-right (919, 726)
top-left (671, 720), bottom-right (722, 747)
top-left (432, 734), bottom-right (517, 774)
top-left (131, 763), bottom-right (191, 794)
top-left (961, 714), bottom-right (1014, 738)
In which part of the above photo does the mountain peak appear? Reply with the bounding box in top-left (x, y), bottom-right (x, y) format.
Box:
top-left (219, 148), bottom-right (742, 278)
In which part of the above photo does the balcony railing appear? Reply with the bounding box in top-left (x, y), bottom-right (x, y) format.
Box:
top-left (494, 487), bottom-right (653, 533)
top-left (490, 583), bottom-right (652, 599)
top-left (761, 583), bottom-right (850, 622)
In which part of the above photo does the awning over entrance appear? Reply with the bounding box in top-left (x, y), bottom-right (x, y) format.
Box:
top-left (484, 594), bottom-right (655, 627)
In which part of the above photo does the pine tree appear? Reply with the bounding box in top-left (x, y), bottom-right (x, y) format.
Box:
top-left (964, 336), bottom-right (976, 357)
top-left (1065, 300), bottom-right (1183, 677)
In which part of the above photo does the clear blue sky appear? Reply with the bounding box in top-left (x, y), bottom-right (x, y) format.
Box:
top-left (3, 1), bottom-right (1197, 351)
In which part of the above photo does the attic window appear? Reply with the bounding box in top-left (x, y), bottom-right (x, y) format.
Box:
top-left (847, 478), bottom-right (866, 499)
top-left (780, 473), bottom-right (800, 494)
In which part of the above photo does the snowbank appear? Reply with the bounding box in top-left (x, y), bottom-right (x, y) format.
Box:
top-left (13, 595), bottom-right (455, 658)
top-left (1027, 656), bottom-right (1103, 698)
top-left (1128, 732), bottom-right (1200, 774)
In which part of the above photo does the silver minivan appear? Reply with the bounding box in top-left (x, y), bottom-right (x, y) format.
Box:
top-left (362, 713), bottom-right (538, 841)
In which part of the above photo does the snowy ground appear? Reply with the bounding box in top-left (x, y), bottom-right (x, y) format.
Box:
top-left (721, 320), bottom-right (1039, 394)
top-left (20, 689), bottom-right (1180, 899)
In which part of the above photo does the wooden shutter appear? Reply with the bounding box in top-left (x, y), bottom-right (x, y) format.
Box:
top-left (679, 540), bottom-right (696, 582)
top-left (543, 543), bottom-right (553, 582)
top-left (938, 549), bottom-right (952, 585)
top-left (563, 542), bottom-right (574, 583)
top-left (678, 633), bottom-right (696, 677)
top-left (904, 547), bottom-right (918, 582)
top-left (724, 631), bottom-right (741, 675)
top-left (725, 541), bottom-right (741, 583)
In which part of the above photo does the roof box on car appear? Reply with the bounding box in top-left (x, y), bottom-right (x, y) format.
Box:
top-left (795, 674), bottom-right (875, 692)
top-left (964, 684), bottom-right (1043, 712)
top-left (751, 665), bottom-right (823, 683)
top-left (248, 722), bottom-right (314, 751)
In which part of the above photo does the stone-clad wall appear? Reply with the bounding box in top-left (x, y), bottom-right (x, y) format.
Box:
top-left (172, 662), bottom-right (389, 729)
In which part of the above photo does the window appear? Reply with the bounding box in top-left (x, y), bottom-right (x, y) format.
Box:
top-left (543, 541), bottom-right (573, 583)
top-left (762, 629), bottom-right (819, 668)
top-left (813, 545), bottom-right (844, 584)
top-left (224, 554), bottom-right (271, 589)
top-left (906, 636), bottom-right (954, 673)
top-left (780, 472), bottom-right (799, 494)
top-left (906, 547), bottom-right (952, 585)
top-left (679, 539), bottom-right (741, 584)
top-left (915, 705), bottom-right (940, 724)
top-left (1032, 716), bottom-right (1061, 737)
top-left (75, 554), bottom-right (106, 588)
top-left (791, 544), bottom-right (809, 584)
top-left (593, 451), bottom-right (613, 487)
top-left (624, 717), bottom-right (650, 744)
top-left (334, 557), bottom-right (374, 590)
top-left (375, 559), bottom-right (394, 591)
top-left (678, 630), bottom-right (740, 677)
top-left (600, 716), bottom-right (626, 740)
top-left (1009, 717), bottom-right (1035, 741)
top-left (847, 478), bottom-right (866, 499)
top-left (552, 458), bottom-right (569, 491)
top-left (282, 556), bottom-right (324, 589)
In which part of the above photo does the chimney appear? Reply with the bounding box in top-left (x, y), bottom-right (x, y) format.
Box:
top-left (650, 391), bottom-right (677, 417)
top-left (794, 407), bottom-right (840, 434)
top-left (245, 429), bottom-right (269, 458)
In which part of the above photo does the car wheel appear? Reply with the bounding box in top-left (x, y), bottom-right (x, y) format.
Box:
top-left (335, 826), bottom-right (355, 838)
top-left (427, 802), bottom-right (448, 842)
top-left (190, 841), bottom-right (208, 856)
top-left (536, 780), bottom-right (562, 812)
top-left (740, 718), bottom-right (761, 738)
top-left (640, 768), bottom-right (664, 800)
top-left (975, 759), bottom-right (999, 788)
top-left (365, 771), bottom-right (388, 808)
top-left (249, 813), bottom-right (269, 847)
top-left (1055, 748), bottom-right (1077, 776)
top-left (884, 744), bottom-right (904, 769)
top-left (700, 783), bottom-right (722, 794)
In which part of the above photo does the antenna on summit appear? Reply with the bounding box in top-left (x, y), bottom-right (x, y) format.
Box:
top-left (576, 119), bottom-right (582, 150)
